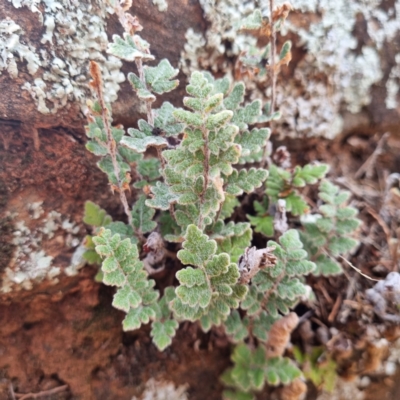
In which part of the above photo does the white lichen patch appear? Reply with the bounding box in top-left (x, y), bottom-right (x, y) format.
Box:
top-left (386, 53), bottom-right (400, 110)
top-left (4, 0), bottom-right (125, 114)
top-left (28, 201), bottom-right (44, 219)
top-left (0, 18), bottom-right (41, 78)
top-left (132, 378), bottom-right (188, 400)
top-left (182, 0), bottom-right (400, 138)
top-left (152, 0), bottom-right (168, 13)
top-left (1, 204), bottom-right (86, 293)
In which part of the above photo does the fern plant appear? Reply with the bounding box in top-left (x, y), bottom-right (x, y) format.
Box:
top-left (299, 180), bottom-right (361, 275)
top-left (81, 1), bottom-right (362, 399)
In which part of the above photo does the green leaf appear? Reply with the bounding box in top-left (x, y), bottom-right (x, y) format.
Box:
top-left (247, 214), bottom-right (274, 237)
top-left (131, 195), bottom-right (157, 234)
top-left (285, 192), bottom-right (309, 216)
top-left (83, 201), bottom-right (112, 227)
top-left (178, 225), bottom-right (217, 267)
top-left (224, 82), bottom-right (245, 111)
top-left (86, 140), bottom-right (108, 156)
top-left (211, 75), bottom-right (230, 96)
top-left (150, 320), bottom-right (179, 351)
top-left (209, 125), bottom-right (238, 155)
top-left (335, 218), bottom-right (361, 235)
top-left (293, 164), bottom-right (329, 187)
top-left (220, 194), bottom-right (240, 219)
top-left (224, 311), bottom-right (249, 342)
top-left (173, 109), bottom-right (203, 127)
top-left (107, 33), bottom-right (154, 61)
top-left (93, 229), bottom-right (159, 332)
top-left (97, 156), bottom-right (130, 185)
top-left (103, 268), bottom-right (126, 286)
top-left (137, 158), bottom-right (161, 181)
top-left (123, 306), bottom-right (156, 330)
top-left (279, 229), bottom-right (303, 249)
top-left (265, 357), bottom-right (302, 386)
top-left (144, 59), bottom-right (179, 94)
top-left (102, 255), bottom-right (118, 273)
top-left (175, 283), bottom-right (212, 308)
top-left (205, 93), bottom-right (224, 112)
top-left (154, 102), bottom-right (185, 136)
top-left (328, 237), bottom-right (358, 256)
top-left (232, 100), bottom-right (261, 130)
top-left (128, 72), bottom-right (155, 101)
top-left (216, 225), bottom-right (252, 263)
top-left (146, 182), bottom-right (179, 210)
top-left (113, 284), bottom-right (142, 312)
top-left (229, 344), bottom-right (267, 392)
top-left (235, 127), bottom-right (270, 162)
top-left (239, 9), bottom-right (263, 30)
top-left (279, 41), bottom-right (292, 61)
top-left (119, 146), bottom-right (143, 163)
top-left (225, 168), bottom-right (268, 196)
top-left (186, 71), bottom-right (213, 98)
top-left (206, 110), bottom-right (234, 130)
top-left (83, 248), bottom-right (102, 265)
top-left (176, 267), bottom-right (207, 287)
top-left (314, 254), bottom-right (343, 276)
top-left (121, 127), bottom-right (168, 153)
top-left (252, 312), bottom-right (278, 342)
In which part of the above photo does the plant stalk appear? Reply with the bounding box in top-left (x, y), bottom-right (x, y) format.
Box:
top-left (89, 61), bottom-right (133, 226)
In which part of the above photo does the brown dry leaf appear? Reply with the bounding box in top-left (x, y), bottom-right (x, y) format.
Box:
top-left (89, 61), bottom-right (103, 91)
top-left (124, 14), bottom-right (143, 35)
top-left (234, 55), bottom-right (260, 80)
top-left (143, 185), bottom-right (152, 196)
top-left (276, 51), bottom-right (292, 68)
top-left (266, 312), bottom-right (299, 358)
top-left (272, 3), bottom-right (293, 23)
top-left (280, 378), bottom-right (307, 400)
top-left (240, 20), bottom-right (272, 39)
top-left (238, 246), bottom-right (277, 284)
top-left (362, 339), bottom-right (388, 373)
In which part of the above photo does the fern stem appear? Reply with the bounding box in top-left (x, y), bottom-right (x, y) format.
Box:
top-left (253, 272), bottom-right (285, 319)
top-left (89, 61), bottom-right (133, 227)
top-left (134, 58), bottom-right (155, 126)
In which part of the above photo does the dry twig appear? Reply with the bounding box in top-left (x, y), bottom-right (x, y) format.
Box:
top-left (355, 133), bottom-right (389, 179)
top-left (15, 385), bottom-right (69, 400)
top-left (339, 256), bottom-right (381, 282)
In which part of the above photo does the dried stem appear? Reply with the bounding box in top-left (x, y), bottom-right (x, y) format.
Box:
top-left (355, 132), bottom-right (389, 179)
top-left (15, 385), bottom-right (69, 400)
top-left (89, 61), bottom-right (133, 226)
top-left (339, 256), bottom-right (381, 282)
top-left (169, 204), bottom-right (177, 222)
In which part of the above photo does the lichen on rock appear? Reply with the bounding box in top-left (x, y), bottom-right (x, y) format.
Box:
top-left (180, 0), bottom-right (400, 138)
top-left (0, 18), bottom-right (41, 78)
top-left (1, 203), bottom-right (85, 293)
top-left (4, 0), bottom-right (125, 114)
top-left (152, 0), bottom-right (168, 12)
